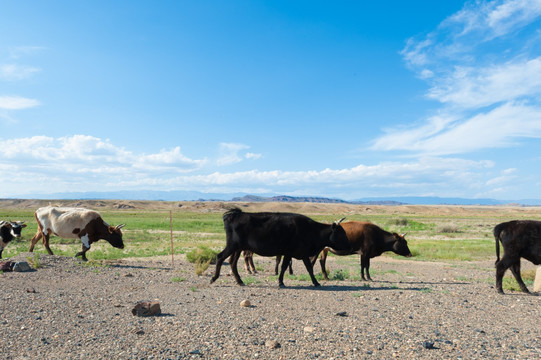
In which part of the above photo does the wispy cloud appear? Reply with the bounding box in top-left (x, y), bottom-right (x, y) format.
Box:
top-left (0, 64), bottom-right (40, 81)
top-left (376, 0), bottom-right (541, 155)
top-left (216, 142), bottom-right (262, 166)
top-left (0, 135), bottom-right (505, 199)
top-left (0, 96), bottom-right (40, 110)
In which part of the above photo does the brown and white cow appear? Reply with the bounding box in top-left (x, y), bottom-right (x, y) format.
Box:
top-left (29, 206), bottom-right (125, 261)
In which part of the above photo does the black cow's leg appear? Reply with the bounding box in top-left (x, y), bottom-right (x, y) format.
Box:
top-left (510, 261), bottom-right (530, 293)
top-left (211, 245), bottom-right (236, 284)
top-left (288, 259), bottom-right (293, 275)
top-left (365, 257), bottom-right (372, 281)
top-left (303, 257), bottom-right (320, 287)
top-left (230, 250), bottom-right (244, 286)
top-left (495, 256), bottom-right (512, 294)
top-left (360, 255), bottom-right (367, 281)
top-left (278, 255), bottom-right (292, 288)
top-left (0, 249), bottom-right (3, 258)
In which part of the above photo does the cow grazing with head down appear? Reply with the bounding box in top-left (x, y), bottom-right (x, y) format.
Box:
top-left (211, 208), bottom-right (350, 287)
top-left (494, 220), bottom-right (541, 294)
top-left (315, 221), bottom-right (412, 281)
top-left (29, 206), bottom-right (125, 261)
top-left (0, 221), bottom-right (16, 259)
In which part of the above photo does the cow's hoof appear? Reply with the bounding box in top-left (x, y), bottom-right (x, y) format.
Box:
top-left (313, 282), bottom-right (321, 287)
top-left (279, 283), bottom-right (286, 288)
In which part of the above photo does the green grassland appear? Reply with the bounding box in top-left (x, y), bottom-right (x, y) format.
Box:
top-left (2, 201), bottom-right (540, 292)
top-left (3, 203), bottom-right (540, 263)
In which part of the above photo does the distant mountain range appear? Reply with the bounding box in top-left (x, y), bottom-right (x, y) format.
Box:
top-left (9, 190), bottom-right (541, 206)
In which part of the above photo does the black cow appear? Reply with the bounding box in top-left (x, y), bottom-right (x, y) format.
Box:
top-left (211, 208), bottom-right (350, 287)
top-left (494, 220), bottom-right (541, 294)
top-left (0, 221), bottom-right (16, 259)
top-left (314, 221), bottom-right (412, 281)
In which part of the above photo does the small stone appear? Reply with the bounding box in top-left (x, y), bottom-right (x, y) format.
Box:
top-left (304, 326), bottom-right (315, 333)
top-left (13, 261), bottom-right (32, 272)
top-left (265, 340), bottom-right (280, 349)
top-left (132, 301), bottom-right (161, 317)
top-left (240, 299), bottom-right (251, 307)
top-left (335, 311), bottom-right (348, 317)
top-left (423, 341), bottom-right (436, 349)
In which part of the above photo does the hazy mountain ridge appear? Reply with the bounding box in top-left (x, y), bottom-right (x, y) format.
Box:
top-left (8, 190), bottom-right (541, 206)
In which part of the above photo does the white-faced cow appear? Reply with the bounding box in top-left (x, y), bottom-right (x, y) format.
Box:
top-left (10, 221), bottom-right (27, 238)
top-left (0, 221), bottom-right (16, 259)
top-left (211, 208), bottom-right (350, 287)
top-left (315, 221), bottom-right (412, 281)
top-left (29, 206), bottom-right (125, 261)
top-left (494, 220), bottom-right (541, 294)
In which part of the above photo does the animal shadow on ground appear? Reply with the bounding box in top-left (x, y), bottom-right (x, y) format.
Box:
top-left (108, 263), bottom-right (171, 271)
top-left (376, 279), bottom-right (470, 286)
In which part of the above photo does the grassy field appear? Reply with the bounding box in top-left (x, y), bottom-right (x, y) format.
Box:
top-left (1, 200), bottom-right (539, 291)
top-left (2, 200), bottom-right (540, 263)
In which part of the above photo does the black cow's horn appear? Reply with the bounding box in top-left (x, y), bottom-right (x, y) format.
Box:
top-left (116, 224), bottom-right (126, 229)
top-left (335, 217), bottom-right (346, 225)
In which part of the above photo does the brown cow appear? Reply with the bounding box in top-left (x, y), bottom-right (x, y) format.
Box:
top-left (315, 221), bottom-right (412, 281)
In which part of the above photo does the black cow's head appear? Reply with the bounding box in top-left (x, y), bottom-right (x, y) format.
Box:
top-left (391, 233), bottom-right (412, 257)
top-left (10, 221), bottom-right (27, 238)
top-left (329, 218), bottom-right (351, 252)
top-left (107, 224), bottom-right (126, 249)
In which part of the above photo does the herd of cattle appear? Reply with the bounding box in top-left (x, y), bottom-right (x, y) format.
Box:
top-left (1, 205), bottom-right (540, 294)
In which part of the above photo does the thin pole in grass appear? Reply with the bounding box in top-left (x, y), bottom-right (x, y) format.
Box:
top-left (170, 210), bottom-right (174, 267)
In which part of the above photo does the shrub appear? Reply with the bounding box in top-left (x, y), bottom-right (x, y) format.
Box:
top-left (194, 258), bottom-right (212, 276)
top-left (329, 269), bottom-right (349, 281)
top-left (186, 245), bottom-right (218, 264)
top-left (389, 218), bottom-right (409, 226)
top-left (436, 224), bottom-right (460, 233)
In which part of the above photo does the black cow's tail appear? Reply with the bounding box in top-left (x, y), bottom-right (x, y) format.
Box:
top-left (493, 222), bottom-right (506, 265)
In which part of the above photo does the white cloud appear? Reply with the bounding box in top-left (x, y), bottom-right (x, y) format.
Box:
top-left (428, 57), bottom-right (541, 108)
top-left (0, 64), bottom-right (40, 81)
top-left (0, 134), bottom-right (503, 199)
top-left (216, 142), bottom-right (261, 166)
top-left (373, 102), bottom-right (541, 155)
top-left (245, 152), bottom-right (262, 160)
top-left (383, 0), bottom-right (541, 156)
top-left (0, 96), bottom-right (40, 110)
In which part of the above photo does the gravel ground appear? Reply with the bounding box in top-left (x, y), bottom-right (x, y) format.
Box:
top-left (1, 252), bottom-right (539, 360)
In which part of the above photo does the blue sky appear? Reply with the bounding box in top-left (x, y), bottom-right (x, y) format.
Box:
top-left (1, 0), bottom-right (541, 200)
